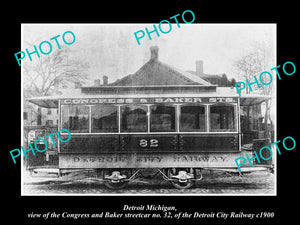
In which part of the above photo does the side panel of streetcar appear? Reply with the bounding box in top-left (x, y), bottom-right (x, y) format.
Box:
top-left (58, 97), bottom-right (240, 169)
top-left (59, 152), bottom-right (241, 169)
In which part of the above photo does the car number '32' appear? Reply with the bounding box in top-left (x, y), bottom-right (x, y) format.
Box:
top-left (139, 139), bottom-right (159, 148)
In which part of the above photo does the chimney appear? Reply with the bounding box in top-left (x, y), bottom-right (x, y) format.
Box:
top-left (196, 60), bottom-right (204, 77)
top-left (103, 75), bottom-right (108, 85)
top-left (94, 79), bottom-right (101, 86)
top-left (150, 46), bottom-right (159, 61)
top-left (74, 81), bottom-right (81, 89)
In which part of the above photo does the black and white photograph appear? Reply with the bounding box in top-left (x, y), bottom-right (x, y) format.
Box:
top-left (21, 23), bottom-right (276, 195)
top-left (4, 5), bottom-right (298, 225)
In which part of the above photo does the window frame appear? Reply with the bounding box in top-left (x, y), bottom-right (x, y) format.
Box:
top-left (120, 104), bottom-right (149, 133)
top-left (91, 104), bottom-right (119, 133)
top-left (61, 105), bottom-right (91, 134)
top-left (179, 104), bottom-right (207, 132)
top-left (59, 101), bottom-right (238, 135)
top-left (208, 102), bottom-right (238, 133)
top-left (149, 104), bottom-right (177, 133)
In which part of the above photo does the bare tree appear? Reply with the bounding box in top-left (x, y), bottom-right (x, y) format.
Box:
top-left (23, 47), bottom-right (89, 126)
top-left (234, 52), bottom-right (262, 94)
top-left (233, 41), bottom-right (275, 96)
top-left (233, 42), bottom-right (275, 137)
top-left (23, 48), bottom-right (89, 98)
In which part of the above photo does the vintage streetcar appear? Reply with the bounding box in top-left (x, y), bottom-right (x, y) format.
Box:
top-left (27, 46), bottom-right (274, 189)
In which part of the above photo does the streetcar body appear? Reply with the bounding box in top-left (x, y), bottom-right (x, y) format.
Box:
top-left (28, 86), bottom-right (272, 188)
top-left (27, 46), bottom-right (273, 188)
top-left (58, 94), bottom-right (240, 170)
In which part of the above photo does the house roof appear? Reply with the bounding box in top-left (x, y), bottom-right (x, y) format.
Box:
top-left (110, 47), bottom-right (213, 87)
top-left (186, 70), bottom-right (223, 79)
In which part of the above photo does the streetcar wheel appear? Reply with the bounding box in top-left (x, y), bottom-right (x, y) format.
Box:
top-left (103, 169), bottom-right (130, 189)
top-left (167, 168), bottom-right (195, 189)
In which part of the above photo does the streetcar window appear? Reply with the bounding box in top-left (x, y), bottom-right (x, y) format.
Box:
top-left (150, 105), bottom-right (175, 132)
top-left (91, 105), bottom-right (118, 133)
top-left (61, 105), bottom-right (89, 133)
top-left (180, 105), bottom-right (206, 132)
top-left (121, 105), bottom-right (148, 132)
top-left (209, 104), bottom-right (236, 132)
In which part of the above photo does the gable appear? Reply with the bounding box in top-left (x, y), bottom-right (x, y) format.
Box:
top-left (111, 59), bottom-right (212, 86)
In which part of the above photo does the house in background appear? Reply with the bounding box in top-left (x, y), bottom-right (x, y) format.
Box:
top-left (23, 104), bottom-right (58, 126)
top-left (23, 102), bottom-right (60, 168)
top-left (186, 60), bottom-right (236, 87)
top-left (23, 83), bottom-right (82, 168)
top-left (110, 46), bottom-right (213, 87)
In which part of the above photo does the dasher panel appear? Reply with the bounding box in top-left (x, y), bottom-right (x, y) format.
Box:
top-left (60, 135), bottom-right (119, 153)
top-left (179, 134), bottom-right (239, 152)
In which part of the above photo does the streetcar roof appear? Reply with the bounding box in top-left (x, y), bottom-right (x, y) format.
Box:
top-left (27, 86), bottom-right (271, 108)
top-left (240, 95), bottom-right (272, 106)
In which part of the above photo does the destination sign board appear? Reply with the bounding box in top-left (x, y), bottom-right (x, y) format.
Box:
top-left (61, 97), bottom-right (237, 105)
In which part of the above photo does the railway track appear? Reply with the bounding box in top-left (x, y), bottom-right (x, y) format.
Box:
top-left (23, 171), bottom-right (274, 195)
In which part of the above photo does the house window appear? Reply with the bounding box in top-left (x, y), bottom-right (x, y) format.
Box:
top-left (23, 112), bottom-right (28, 120)
top-left (150, 105), bottom-right (176, 132)
top-left (46, 120), bottom-right (53, 126)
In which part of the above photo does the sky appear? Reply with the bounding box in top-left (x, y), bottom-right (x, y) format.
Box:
top-left (22, 23), bottom-right (276, 85)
